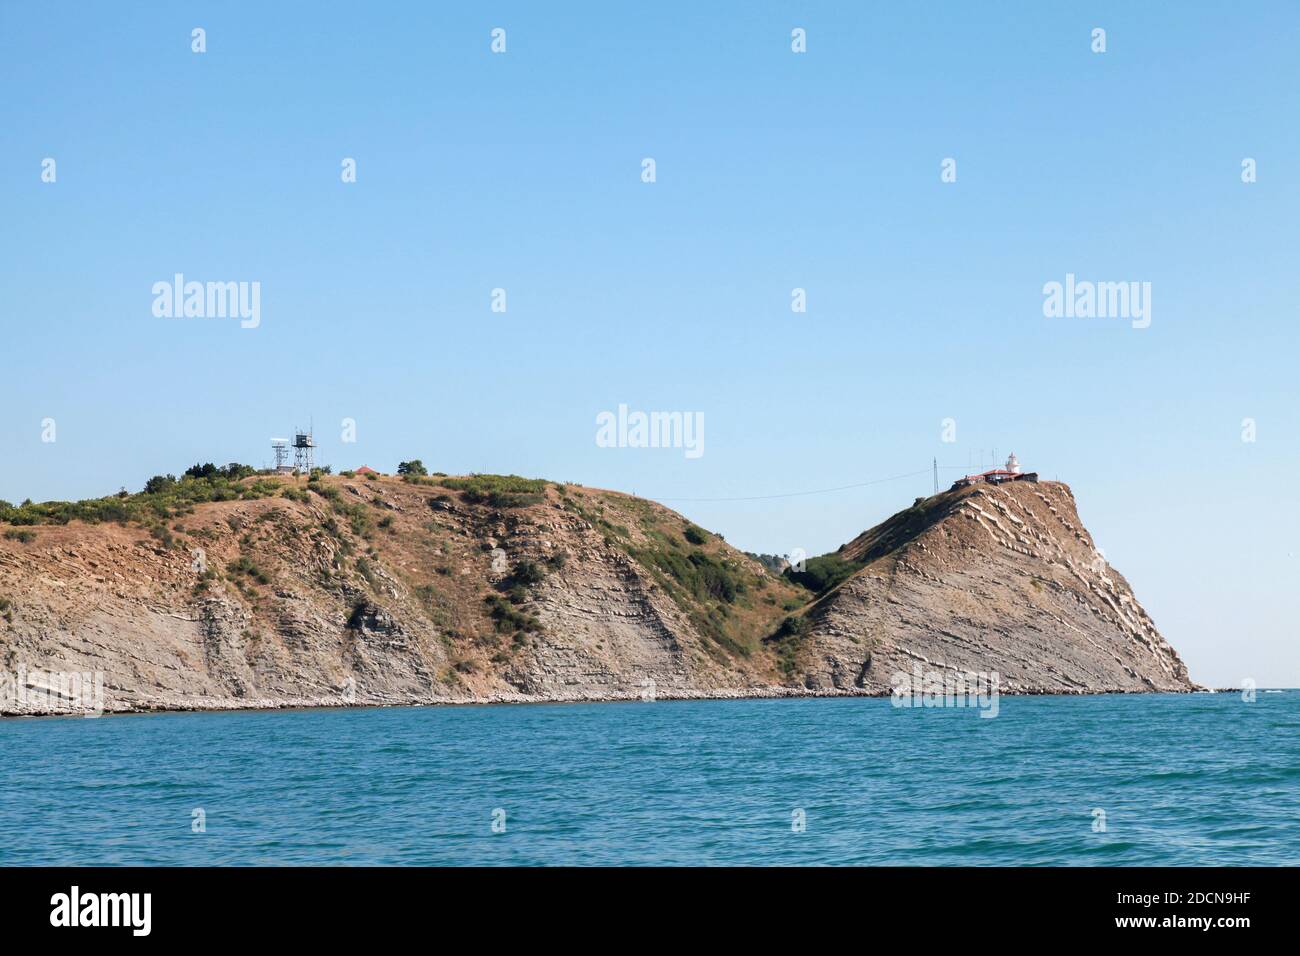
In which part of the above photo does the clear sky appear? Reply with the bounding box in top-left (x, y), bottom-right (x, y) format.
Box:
top-left (2, 3), bottom-right (1298, 689)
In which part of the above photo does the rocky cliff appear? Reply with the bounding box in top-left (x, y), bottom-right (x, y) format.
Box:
top-left (0, 473), bottom-right (1195, 715)
top-left (787, 480), bottom-right (1195, 694)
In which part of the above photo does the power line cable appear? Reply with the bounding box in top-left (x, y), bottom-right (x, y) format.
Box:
top-left (654, 466), bottom-right (955, 503)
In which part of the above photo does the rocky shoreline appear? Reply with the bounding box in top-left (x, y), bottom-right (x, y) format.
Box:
top-left (2, 682), bottom-right (1213, 720)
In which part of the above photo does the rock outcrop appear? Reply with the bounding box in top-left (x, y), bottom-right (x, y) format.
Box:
top-left (0, 474), bottom-right (1196, 715)
top-left (790, 481), bottom-right (1194, 694)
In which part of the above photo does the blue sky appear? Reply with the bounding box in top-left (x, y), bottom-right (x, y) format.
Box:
top-left (2, 2), bottom-right (1298, 688)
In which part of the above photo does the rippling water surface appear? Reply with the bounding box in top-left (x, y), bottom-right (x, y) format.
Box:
top-left (1, 693), bottom-right (1296, 865)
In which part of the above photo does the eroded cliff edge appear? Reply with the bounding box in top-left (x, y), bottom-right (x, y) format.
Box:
top-left (0, 473), bottom-right (1196, 715)
top-left (788, 480), bottom-right (1194, 694)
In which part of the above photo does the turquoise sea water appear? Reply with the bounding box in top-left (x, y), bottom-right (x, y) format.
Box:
top-left (0, 693), bottom-right (1296, 865)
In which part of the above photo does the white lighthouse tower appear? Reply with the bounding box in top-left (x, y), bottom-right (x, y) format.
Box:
top-left (1005, 452), bottom-right (1021, 474)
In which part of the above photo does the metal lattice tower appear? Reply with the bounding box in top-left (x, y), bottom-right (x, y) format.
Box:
top-left (292, 429), bottom-right (316, 473)
top-left (271, 438), bottom-right (290, 472)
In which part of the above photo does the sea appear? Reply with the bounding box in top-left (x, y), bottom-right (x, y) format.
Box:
top-left (1, 692), bottom-right (1296, 865)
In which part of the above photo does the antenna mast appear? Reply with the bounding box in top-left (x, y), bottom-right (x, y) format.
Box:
top-left (271, 438), bottom-right (290, 473)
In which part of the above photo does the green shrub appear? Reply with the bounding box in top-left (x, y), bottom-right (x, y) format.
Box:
top-left (683, 524), bottom-right (708, 545)
top-left (185, 462), bottom-right (255, 481)
top-left (510, 559), bottom-right (547, 586)
top-left (771, 615), bottom-right (811, 641)
top-left (227, 556), bottom-right (270, 586)
top-left (484, 594), bottom-right (542, 636)
top-left (356, 557), bottom-right (379, 589)
top-left (785, 554), bottom-right (863, 595)
top-left (333, 501), bottom-right (370, 538)
top-left (242, 479), bottom-right (282, 499)
top-left (0, 470), bottom-right (280, 528)
top-left (483, 490), bottom-right (541, 508)
top-left (441, 474), bottom-right (547, 496)
top-left (144, 474), bottom-right (177, 495)
top-left (445, 476), bottom-right (547, 508)
top-left (766, 615), bottom-right (811, 677)
top-left (632, 547), bottom-right (741, 605)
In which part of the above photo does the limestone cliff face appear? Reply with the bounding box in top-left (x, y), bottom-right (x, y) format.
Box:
top-left (0, 474), bottom-right (1194, 716)
top-left (790, 480), bottom-right (1195, 694)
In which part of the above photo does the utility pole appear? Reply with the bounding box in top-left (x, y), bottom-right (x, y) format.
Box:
top-left (933, 457), bottom-right (938, 495)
